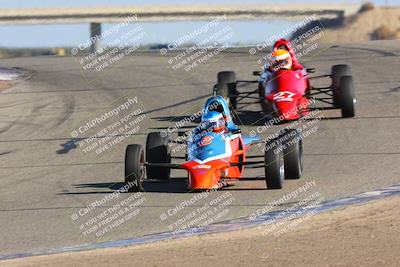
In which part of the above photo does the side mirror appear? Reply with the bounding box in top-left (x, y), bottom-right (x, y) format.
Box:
top-left (253, 71), bottom-right (261, 76)
top-left (306, 68), bottom-right (315, 73)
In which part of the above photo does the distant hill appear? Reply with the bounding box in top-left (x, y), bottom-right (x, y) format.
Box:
top-left (289, 5), bottom-right (400, 43)
top-left (322, 6), bottom-right (400, 42)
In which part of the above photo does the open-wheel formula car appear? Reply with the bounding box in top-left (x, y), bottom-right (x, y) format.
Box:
top-left (124, 96), bottom-right (304, 192)
top-left (214, 63), bottom-right (356, 121)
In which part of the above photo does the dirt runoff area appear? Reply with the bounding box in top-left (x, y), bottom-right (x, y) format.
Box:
top-left (0, 81), bottom-right (14, 92)
top-left (2, 195), bottom-right (400, 267)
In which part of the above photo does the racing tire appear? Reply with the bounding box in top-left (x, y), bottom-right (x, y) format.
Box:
top-left (264, 139), bottom-right (285, 189)
top-left (229, 88), bottom-right (238, 111)
top-left (278, 129), bottom-right (303, 179)
top-left (340, 76), bottom-right (356, 118)
top-left (146, 132), bottom-right (171, 180)
top-left (216, 71), bottom-right (237, 110)
top-left (331, 64), bottom-right (351, 106)
top-left (125, 144), bottom-right (145, 192)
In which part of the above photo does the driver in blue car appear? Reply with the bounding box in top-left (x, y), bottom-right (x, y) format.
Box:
top-left (200, 111), bottom-right (227, 133)
top-left (202, 96), bottom-right (240, 133)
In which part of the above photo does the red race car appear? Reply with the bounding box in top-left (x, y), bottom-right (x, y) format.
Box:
top-left (214, 40), bottom-right (356, 121)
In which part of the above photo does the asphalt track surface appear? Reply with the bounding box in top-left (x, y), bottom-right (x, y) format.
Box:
top-left (0, 40), bottom-right (399, 256)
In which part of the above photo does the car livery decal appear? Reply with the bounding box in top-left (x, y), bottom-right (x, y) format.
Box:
top-left (192, 133), bottom-right (240, 164)
top-left (200, 135), bottom-right (213, 146)
top-left (192, 164), bottom-right (211, 169)
top-left (272, 91), bottom-right (295, 102)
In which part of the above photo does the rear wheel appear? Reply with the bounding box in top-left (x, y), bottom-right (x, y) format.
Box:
top-left (229, 90), bottom-right (238, 111)
top-left (340, 76), bottom-right (356, 118)
top-left (125, 144), bottom-right (145, 192)
top-left (331, 64), bottom-right (351, 106)
top-left (278, 129), bottom-right (303, 179)
top-left (216, 71), bottom-right (237, 110)
top-left (146, 132), bottom-right (171, 180)
top-left (264, 139), bottom-right (285, 189)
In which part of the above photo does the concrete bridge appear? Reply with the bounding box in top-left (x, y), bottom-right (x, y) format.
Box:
top-left (0, 4), bottom-right (359, 52)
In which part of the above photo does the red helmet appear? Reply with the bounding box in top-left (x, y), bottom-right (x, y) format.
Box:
top-left (273, 39), bottom-right (302, 70)
top-left (271, 49), bottom-right (293, 71)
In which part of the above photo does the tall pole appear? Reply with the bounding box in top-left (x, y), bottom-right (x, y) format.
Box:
top-left (90, 22), bottom-right (102, 54)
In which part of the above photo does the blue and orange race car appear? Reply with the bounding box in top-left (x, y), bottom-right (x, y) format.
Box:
top-left (124, 96), bottom-right (303, 192)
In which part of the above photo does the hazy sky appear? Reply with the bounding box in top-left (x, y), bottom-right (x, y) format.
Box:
top-left (0, 0), bottom-right (399, 8)
top-left (0, 20), bottom-right (298, 47)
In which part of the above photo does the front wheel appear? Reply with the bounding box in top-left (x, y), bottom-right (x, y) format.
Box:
top-left (146, 132), bottom-right (171, 180)
top-left (331, 64), bottom-right (351, 107)
top-left (264, 139), bottom-right (285, 189)
top-left (216, 71), bottom-right (237, 110)
top-left (125, 144), bottom-right (145, 192)
top-left (279, 129), bottom-right (303, 179)
top-left (340, 76), bottom-right (356, 118)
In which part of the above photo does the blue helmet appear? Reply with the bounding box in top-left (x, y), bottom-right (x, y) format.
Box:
top-left (201, 111), bottom-right (226, 132)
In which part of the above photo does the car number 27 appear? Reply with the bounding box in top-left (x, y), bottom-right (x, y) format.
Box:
top-left (272, 91), bottom-right (296, 102)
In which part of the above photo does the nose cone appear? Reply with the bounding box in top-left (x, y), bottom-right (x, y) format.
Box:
top-left (189, 169), bottom-right (218, 190)
top-left (181, 160), bottom-right (228, 190)
top-left (271, 101), bottom-right (300, 121)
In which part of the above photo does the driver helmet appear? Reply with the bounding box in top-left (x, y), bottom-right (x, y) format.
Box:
top-left (201, 111), bottom-right (226, 133)
top-left (276, 44), bottom-right (289, 51)
top-left (270, 49), bottom-right (292, 71)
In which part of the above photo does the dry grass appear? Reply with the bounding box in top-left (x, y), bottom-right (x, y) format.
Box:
top-left (371, 25), bottom-right (398, 40)
top-left (358, 2), bottom-right (375, 13)
top-left (323, 7), bottom-right (400, 42)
